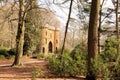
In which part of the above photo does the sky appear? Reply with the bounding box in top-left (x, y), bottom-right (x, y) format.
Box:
top-left (38, 0), bottom-right (119, 28)
top-left (39, 0), bottom-right (79, 27)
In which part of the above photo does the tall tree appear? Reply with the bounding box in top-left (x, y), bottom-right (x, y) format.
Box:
top-left (12, 0), bottom-right (26, 66)
top-left (87, 0), bottom-right (100, 79)
top-left (12, 0), bottom-right (34, 66)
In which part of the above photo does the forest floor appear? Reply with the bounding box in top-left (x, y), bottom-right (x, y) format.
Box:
top-left (0, 56), bottom-right (85, 80)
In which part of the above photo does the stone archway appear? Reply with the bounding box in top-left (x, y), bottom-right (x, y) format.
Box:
top-left (48, 41), bottom-right (52, 53)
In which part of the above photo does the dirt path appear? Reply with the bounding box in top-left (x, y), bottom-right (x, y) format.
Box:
top-left (0, 56), bottom-right (43, 66)
top-left (0, 56), bottom-right (85, 80)
top-left (0, 56), bottom-right (44, 80)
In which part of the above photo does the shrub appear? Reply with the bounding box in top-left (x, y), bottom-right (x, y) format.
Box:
top-left (32, 66), bottom-right (43, 80)
top-left (70, 44), bottom-right (87, 76)
top-left (111, 58), bottom-right (120, 79)
top-left (102, 37), bottom-right (120, 62)
top-left (0, 48), bottom-right (16, 59)
top-left (0, 55), bottom-right (6, 60)
top-left (0, 49), bottom-right (9, 57)
top-left (0, 49), bottom-right (10, 59)
top-left (100, 52), bottom-right (118, 63)
top-left (32, 53), bottom-right (44, 59)
top-left (48, 43), bottom-right (120, 79)
top-left (36, 53), bottom-right (44, 59)
top-left (48, 53), bottom-right (78, 77)
top-left (63, 53), bottom-right (86, 77)
top-left (8, 48), bottom-right (16, 55)
top-left (48, 46), bottom-right (87, 77)
top-left (115, 62), bottom-right (120, 78)
top-left (55, 48), bottom-right (70, 57)
top-left (90, 58), bottom-right (110, 80)
top-left (99, 37), bottom-right (120, 79)
top-left (47, 55), bottom-right (61, 76)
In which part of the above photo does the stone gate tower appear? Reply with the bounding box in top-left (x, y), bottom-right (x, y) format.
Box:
top-left (40, 24), bottom-right (59, 54)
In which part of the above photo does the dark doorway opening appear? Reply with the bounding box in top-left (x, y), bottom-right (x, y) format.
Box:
top-left (48, 41), bottom-right (52, 53)
top-left (43, 47), bottom-right (45, 53)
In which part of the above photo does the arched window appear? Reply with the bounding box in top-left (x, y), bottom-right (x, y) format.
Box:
top-left (46, 38), bottom-right (47, 44)
top-left (56, 47), bottom-right (58, 51)
top-left (56, 40), bottom-right (58, 44)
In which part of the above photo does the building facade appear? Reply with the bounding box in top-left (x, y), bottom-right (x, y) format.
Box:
top-left (40, 24), bottom-right (59, 54)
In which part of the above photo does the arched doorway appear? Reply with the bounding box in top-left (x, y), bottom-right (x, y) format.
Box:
top-left (48, 41), bottom-right (52, 53)
top-left (42, 47), bottom-right (45, 53)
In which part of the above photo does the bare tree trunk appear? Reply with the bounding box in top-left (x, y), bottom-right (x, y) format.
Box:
top-left (12, 0), bottom-right (26, 66)
top-left (116, 0), bottom-right (119, 55)
top-left (60, 0), bottom-right (73, 77)
top-left (87, 0), bottom-right (100, 79)
top-left (98, 0), bottom-right (105, 54)
top-left (11, 0), bottom-right (36, 66)
top-left (60, 0), bottom-right (73, 56)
